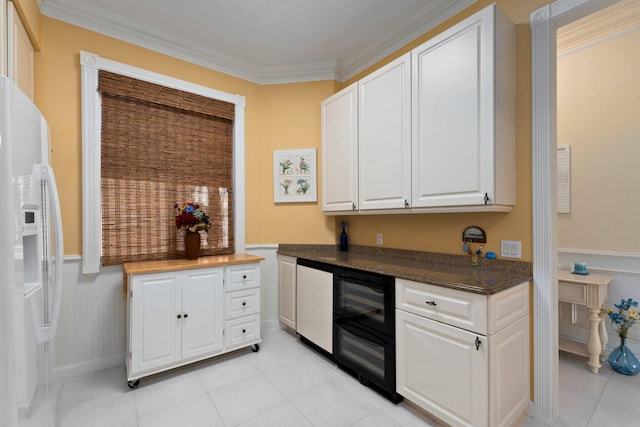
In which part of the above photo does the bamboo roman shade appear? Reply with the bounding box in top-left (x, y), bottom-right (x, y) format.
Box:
top-left (99, 71), bottom-right (235, 265)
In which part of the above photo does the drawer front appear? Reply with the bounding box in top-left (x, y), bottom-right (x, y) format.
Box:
top-left (226, 264), bottom-right (260, 291)
top-left (226, 288), bottom-right (260, 320)
top-left (396, 278), bottom-right (487, 334)
top-left (487, 282), bottom-right (529, 335)
top-left (226, 315), bottom-right (260, 349)
top-left (558, 281), bottom-right (587, 304)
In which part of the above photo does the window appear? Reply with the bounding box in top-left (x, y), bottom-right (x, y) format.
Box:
top-left (81, 52), bottom-right (246, 274)
top-left (98, 71), bottom-right (235, 264)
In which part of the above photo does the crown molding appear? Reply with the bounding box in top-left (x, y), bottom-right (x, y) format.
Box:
top-left (557, 0), bottom-right (640, 56)
top-left (41, 0), bottom-right (475, 85)
top-left (338, 0), bottom-right (476, 82)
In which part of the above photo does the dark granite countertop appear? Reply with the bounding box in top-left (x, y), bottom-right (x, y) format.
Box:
top-left (278, 244), bottom-right (532, 295)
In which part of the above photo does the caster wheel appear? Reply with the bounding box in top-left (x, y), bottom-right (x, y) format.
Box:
top-left (127, 379), bottom-right (139, 389)
top-left (251, 344), bottom-right (260, 352)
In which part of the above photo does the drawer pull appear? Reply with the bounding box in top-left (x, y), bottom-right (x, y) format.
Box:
top-left (184, 313), bottom-right (188, 319)
top-left (242, 302), bottom-right (247, 306)
top-left (243, 274), bottom-right (247, 279)
top-left (242, 329), bottom-right (246, 334)
top-left (177, 314), bottom-right (182, 319)
top-left (425, 301), bottom-right (437, 306)
top-left (475, 337), bottom-right (482, 350)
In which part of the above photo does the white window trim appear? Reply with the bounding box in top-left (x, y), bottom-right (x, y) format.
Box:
top-left (80, 51), bottom-right (246, 275)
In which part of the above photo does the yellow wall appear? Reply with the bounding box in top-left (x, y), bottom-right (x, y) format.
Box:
top-left (33, 0), bottom-right (554, 257)
top-left (557, 28), bottom-right (640, 253)
top-left (35, 17), bottom-right (336, 255)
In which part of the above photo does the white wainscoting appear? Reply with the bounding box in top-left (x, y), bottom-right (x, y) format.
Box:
top-left (54, 245), bottom-right (281, 382)
top-left (558, 249), bottom-right (640, 355)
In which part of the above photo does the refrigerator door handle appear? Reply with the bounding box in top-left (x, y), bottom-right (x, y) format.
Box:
top-left (32, 164), bottom-right (64, 342)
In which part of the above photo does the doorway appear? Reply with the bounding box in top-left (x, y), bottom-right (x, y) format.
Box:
top-left (530, 0), bottom-right (623, 423)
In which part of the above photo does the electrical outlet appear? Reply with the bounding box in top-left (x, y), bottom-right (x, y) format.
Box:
top-left (500, 240), bottom-right (521, 259)
top-left (376, 233), bottom-right (383, 245)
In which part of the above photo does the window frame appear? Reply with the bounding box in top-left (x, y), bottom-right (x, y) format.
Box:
top-left (80, 51), bottom-right (246, 274)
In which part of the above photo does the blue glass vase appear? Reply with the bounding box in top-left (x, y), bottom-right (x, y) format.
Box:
top-left (608, 336), bottom-right (640, 376)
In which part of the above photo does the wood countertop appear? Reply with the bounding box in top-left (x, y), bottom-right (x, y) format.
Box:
top-left (122, 254), bottom-right (265, 298)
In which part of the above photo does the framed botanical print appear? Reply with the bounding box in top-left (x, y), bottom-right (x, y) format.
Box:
top-left (273, 149), bottom-right (317, 203)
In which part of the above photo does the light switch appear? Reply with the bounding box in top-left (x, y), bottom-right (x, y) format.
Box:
top-left (501, 240), bottom-right (521, 259)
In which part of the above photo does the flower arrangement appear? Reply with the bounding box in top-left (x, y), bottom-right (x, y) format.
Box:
top-left (174, 202), bottom-right (211, 233)
top-left (608, 298), bottom-right (640, 338)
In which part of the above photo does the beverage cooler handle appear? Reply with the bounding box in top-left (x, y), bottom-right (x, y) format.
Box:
top-left (35, 164), bottom-right (64, 342)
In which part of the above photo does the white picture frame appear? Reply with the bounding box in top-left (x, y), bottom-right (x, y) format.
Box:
top-left (273, 149), bottom-right (317, 203)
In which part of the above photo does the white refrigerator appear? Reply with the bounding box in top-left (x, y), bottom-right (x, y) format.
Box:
top-left (0, 76), bottom-right (64, 427)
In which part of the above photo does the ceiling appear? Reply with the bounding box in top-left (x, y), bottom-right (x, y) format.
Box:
top-left (39, 0), bottom-right (476, 84)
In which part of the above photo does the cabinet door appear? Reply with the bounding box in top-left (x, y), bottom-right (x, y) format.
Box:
top-left (7, 2), bottom-right (34, 100)
top-left (278, 255), bottom-right (297, 329)
top-left (396, 309), bottom-right (488, 427)
top-left (296, 265), bottom-right (333, 353)
top-left (358, 53), bottom-right (411, 211)
top-left (181, 268), bottom-right (224, 360)
top-left (489, 315), bottom-right (530, 427)
top-left (412, 5), bottom-right (501, 208)
top-left (322, 83), bottom-right (358, 212)
top-left (130, 272), bottom-right (181, 374)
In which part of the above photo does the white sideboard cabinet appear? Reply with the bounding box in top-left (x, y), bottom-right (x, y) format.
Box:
top-left (396, 279), bottom-right (530, 427)
top-left (124, 255), bottom-right (263, 387)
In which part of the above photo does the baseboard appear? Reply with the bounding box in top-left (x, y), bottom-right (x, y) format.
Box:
top-left (51, 353), bottom-right (125, 383)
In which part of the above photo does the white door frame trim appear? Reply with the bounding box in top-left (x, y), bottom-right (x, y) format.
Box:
top-left (530, 0), bottom-right (620, 423)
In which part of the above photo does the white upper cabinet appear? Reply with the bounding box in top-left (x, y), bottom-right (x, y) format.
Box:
top-left (358, 53), bottom-right (411, 211)
top-left (321, 82), bottom-right (358, 212)
top-left (411, 4), bottom-right (515, 210)
top-left (321, 4), bottom-right (515, 215)
top-left (7, 2), bottom-right (34, 100)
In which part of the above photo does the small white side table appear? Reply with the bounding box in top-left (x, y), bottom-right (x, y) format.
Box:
top-left (558, 270), bottom-right (613, 374)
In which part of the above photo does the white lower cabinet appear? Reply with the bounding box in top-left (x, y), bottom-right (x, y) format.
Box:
top-left (277, 255), bottom-right (297, 329)
top-left (396, 279), bottom-right (529, 427)
top-left (126, 262), bottom-right (261, 386)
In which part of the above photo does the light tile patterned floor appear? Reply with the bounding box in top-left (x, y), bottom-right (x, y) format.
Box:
top-left (45, 321), bottom-right (640, 426)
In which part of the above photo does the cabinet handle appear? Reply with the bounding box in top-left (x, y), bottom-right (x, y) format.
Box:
top-left (352, 202), bottom-right (356, 211)
top-left (242, 329), bottom-right (246, 334)
top-left (177, 314), bottom-right (182, 319)
top-left (404, 199), bottom-right (409, 208)
top-left (243, 274), bottom-right (247, 279)
top-left (184, 313), bottom-right (188, 319)
top-left (425, 301), bottom-right (437, 306)
top-left (475, 337), bottom-right (482, 350)
top-left (242, 302), bottom-right (247, 306)
top-left (484, 193), bottom-right (490, 205)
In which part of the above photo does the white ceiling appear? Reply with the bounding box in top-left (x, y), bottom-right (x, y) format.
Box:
top-left (39, 0), bottom-right (476, 84)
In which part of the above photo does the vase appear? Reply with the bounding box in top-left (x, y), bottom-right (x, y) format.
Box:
top-left (183, 232), bottom-right (201, 260)
top-left (608, 336), bottom-right (640, 376)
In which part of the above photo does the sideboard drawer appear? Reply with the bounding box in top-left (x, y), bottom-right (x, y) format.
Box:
top-left (226, 315), bottom-right (260, 349)
top-left (226, 264), bottom-right (260, 291)
top-left (226, 288), bottom-right (260, 320)
top-left (558, 281), bottom-right (587, 304)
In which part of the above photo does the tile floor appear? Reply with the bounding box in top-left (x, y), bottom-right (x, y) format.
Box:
top-left (27, 321), bottom-right (640, 427)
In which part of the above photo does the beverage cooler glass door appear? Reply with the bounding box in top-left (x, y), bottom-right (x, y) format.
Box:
top-left (334, 269), bottom-right (394, 335)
